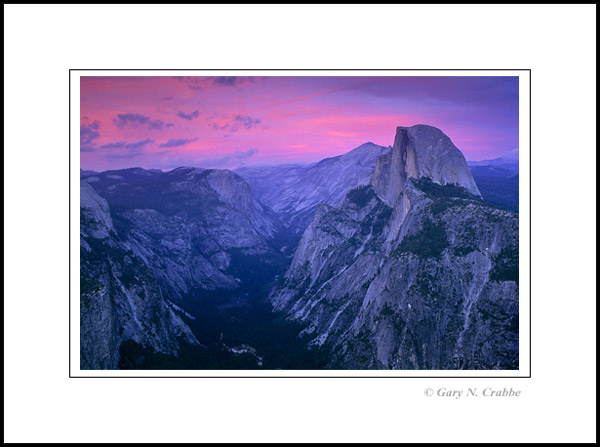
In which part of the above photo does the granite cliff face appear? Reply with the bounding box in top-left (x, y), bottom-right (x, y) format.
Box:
top-left (372, 125), bottom-right (480, 206)
top-left (80, 167), bottom-right (287, 369)
top-left (269, 125), bottom-right (518, 369)
top-left (80, 181), bottom-right (198, 369)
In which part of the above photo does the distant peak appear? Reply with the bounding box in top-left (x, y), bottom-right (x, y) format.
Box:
top-left (502, 147), bottom-right (519, 160)
top-left (172, 166), bottom-right (196, 171)
top-left (171, 166), bottom-right (203, 172)
top-left (346, 141), bottom-right (388, 155)
top-left (168, 166), bottom-right (207, 177)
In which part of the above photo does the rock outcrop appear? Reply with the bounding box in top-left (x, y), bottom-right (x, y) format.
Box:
top-left (80, 168), bottom-right (287, 369)
top-left (80, 181), bottom-right (114, 239)
top-left (80, 181), bottom-right (198, 369)
top-left (372, 125), bottom-right (480, 206)
top-left (269, 125), bottom-right (518, 370)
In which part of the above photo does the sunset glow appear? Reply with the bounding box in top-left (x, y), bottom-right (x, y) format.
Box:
top-left (80, 75), bottom-right (519, 171)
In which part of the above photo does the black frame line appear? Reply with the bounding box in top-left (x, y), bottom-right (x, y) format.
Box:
top-left (69, 68), bottom-right (532, 379)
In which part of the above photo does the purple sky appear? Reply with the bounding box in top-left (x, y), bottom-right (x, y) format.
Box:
top-left (80, 76), bottom-right (519, 171)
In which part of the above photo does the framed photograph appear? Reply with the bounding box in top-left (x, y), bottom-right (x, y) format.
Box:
top-left (6, 3), bottom-right (597, 444)
top-left (70, 70), bottom-right (531, 378)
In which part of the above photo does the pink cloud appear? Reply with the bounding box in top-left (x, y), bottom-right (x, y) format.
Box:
top-left (80, 76), bottom-right (518, 171)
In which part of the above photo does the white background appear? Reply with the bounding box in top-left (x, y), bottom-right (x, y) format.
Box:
top-left (4, 4), bottom-right (596, 443)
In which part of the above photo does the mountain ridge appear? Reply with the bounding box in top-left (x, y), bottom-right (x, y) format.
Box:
top-left (269, 125), bottom-right (518, 369)
top-left (235, 141), bottom-right (391, 234)
top-left (80, 124), bottom-right (519, 370)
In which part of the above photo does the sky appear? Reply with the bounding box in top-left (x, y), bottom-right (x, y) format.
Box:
top-left (80, 76), bottom-right (519, 171)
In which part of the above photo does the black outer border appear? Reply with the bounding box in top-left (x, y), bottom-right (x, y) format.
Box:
top-left (69, 69), bottom-right (532, 379)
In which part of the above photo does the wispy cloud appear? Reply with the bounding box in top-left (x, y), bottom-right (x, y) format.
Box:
top-left (190, 147), bottom-right (260, 169)
top-left (99, 141), bottom-right (126, 149)
top-left (211, 76), bottom-right (237, 86)
top-left (94, 138), bottom-right (158, 162)
top-left (159, 138), bottom-right (198, 148)
top-left (209, 122), bottom-right (229, 131)
top-left (234, 115), bottom-right (261, 129)
top-left (112, 113), bottom-right (173, 130)
top-left (105, 149), bottom-right (168, 161)
top-left (125, 138), bottom-right (155, 149)
top-left (98, 138), bottom-right (155, 162)
top-left (234, 147), bottom-right (258, 159)
top-left (208, 76), bottom-right (255, 87)
top-left (174, 76), bottom-right (204, 90)
top-left (80, 120), bottom-right (100, 152)
top-left (249, 88), bottom-right (351, 112)
top-left (207, 113), bottom-right (261, 136)
top-left (177, 110), bottom-right (200, 121)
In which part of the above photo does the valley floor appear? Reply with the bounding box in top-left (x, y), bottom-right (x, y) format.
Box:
top-left (118, 286), bottom-right (329, 370)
